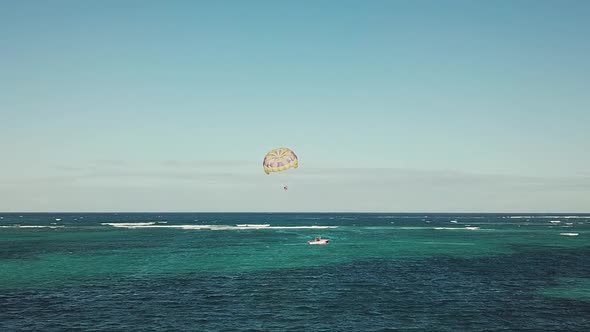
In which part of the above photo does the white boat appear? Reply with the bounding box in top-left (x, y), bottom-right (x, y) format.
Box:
top-left (560, 232), bottom-right (579, 236)
top-left (308, 236), bottom-right (330, 245)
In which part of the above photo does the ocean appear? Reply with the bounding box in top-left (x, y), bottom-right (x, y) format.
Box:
top-left (1, 213), bottom-right (589, 331)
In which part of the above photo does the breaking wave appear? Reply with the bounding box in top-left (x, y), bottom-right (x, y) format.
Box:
top-left (0, 225), bottom-right (65, 229)
top-left (433, 227), bottom-right (481, 231)
top-left (101, 223), bottom-right (337, 230)
top-left (508, 215), bottom-right (589, 219)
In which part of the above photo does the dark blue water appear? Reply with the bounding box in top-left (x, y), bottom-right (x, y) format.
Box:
top-left (1, 213), bottom-right (589, 331)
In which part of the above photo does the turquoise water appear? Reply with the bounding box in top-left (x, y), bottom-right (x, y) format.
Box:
top-left (1, 213), bottom-right (589, 331)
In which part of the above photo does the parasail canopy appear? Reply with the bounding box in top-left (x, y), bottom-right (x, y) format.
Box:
top-left (263, 147), bottom-right (298, 175)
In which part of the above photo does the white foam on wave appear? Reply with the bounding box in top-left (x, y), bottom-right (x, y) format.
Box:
top-left (560, 233), bottom-right (579, 236)
top-left (397, 227), bottom-right (430, 230)
top-left (236, 224), bottom-right (270, 227)
top-left (102, 223), bottom-right (230, 230)
top-left (101, 222), bottom-right (157, 227)
top-left (365, 226), bottom-right (484, 231)
top-left (510, 215), bottom-right (588, 219)
top-left (266, 225), bottom-right (337, 229)
top-left (0, 225), bottom-right (64, 229)
top-left (101, 223), bottom-right (337, 230)
top-left (434, 226), bottom-right (480, 231)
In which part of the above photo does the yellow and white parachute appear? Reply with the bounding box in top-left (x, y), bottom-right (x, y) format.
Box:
top-left (262, 147), bottom-right (298, 175)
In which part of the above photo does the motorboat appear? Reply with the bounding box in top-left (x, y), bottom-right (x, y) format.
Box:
top-left (308, 236), bottom-right (329, 245)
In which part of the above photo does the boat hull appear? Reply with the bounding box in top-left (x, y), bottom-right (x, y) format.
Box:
top-left (308, 239), bottom-right (330, 245)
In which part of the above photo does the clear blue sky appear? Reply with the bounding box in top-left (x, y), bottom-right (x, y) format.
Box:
top-left (1, 1), bottom-right (589, 212)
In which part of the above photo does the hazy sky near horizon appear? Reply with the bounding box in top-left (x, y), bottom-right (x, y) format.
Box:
top-left (1, 1), bottom-right (589, 212)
